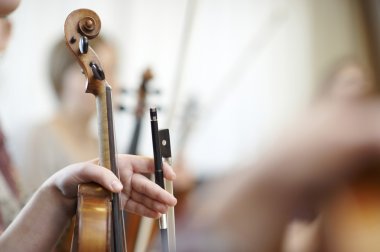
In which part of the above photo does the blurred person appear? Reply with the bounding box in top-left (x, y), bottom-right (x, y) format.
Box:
top-left (316, 57), bottom-right (374, 102)
top-left (0, 2), bottom-right (177, 251)
top-left (175, 57), bottom-right (380, 252)
top-left (282, 57), bottom-right (376, 252)
top-left (176, 97), bottom-right (380, 251)
top-left (315, 59), bottom-right (379, 252)
top-left (22, 36), bottom-right (118, 197)
top-left (0, 123), bottom-right (20, 233)
top-left (19, 34), bottom-right (118, 251)
top-left (0, 0), bottom-right (21, 233)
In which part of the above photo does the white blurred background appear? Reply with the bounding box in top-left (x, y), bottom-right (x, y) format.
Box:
top-left (0, 0), bottom-right (370, 178)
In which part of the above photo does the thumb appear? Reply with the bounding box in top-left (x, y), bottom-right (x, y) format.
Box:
top-left (54, 162), bottom-right (123, 197)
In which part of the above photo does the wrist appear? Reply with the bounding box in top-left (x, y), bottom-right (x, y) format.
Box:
top-left (252, 155), bottom-right (305, 212)
top-left (39, 179), bottom-right (77, 218)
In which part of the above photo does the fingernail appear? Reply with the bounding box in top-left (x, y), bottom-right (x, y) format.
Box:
top-left (171, 197), bottom-right (177, 206)
top-left (111, 181), bottom-right (123, 191)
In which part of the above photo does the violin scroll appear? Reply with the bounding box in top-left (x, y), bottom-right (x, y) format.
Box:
top-left (65, 9), bottom-right (101, 40)
top-left (64, 9), bottom-right (104, 95)
top-left (78, 15), bottom-right (100, 39)
top-left (143, 68), bottom-right (154, 83)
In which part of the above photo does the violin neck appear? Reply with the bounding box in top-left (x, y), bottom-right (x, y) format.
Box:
top-left (127, 77), bottom-right (149, 155)
top-left (127, 118), bottom-right (142, 155)
top-left (95, 83), bottom-right (112, 170)
top-left (95, 83), bottom-right (127, 251)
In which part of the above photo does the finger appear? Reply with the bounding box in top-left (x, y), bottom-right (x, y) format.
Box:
top-left (117, 154), bottom-right (176, 180)
top-left (58, 163), bottom-right (123, 196)
top-left (130, 190), bottom-right (169, 214)
top-left (132, 173), bottom-right (177, 206)
top-left (125, 199), bottom-right (161, 218)
top-left (163, 162), bottom-right (176, 180)
top-left (117, 154), bottom-right (155, 173)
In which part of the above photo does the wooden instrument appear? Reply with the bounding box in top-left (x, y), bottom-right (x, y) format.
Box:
top-left (64, 9), bottom-right (126, 252)
top-left (127, 68), bottom-right (154, 155)
top-left (321, 167), bottom-right (380, 252)
top-left (124, 69), bottom-right (154, 252)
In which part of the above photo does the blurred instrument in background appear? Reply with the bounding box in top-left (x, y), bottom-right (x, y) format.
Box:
top-left (125, 68), bottom-right (154, 155)
top-left (122, 68), bottom-right (157, 252)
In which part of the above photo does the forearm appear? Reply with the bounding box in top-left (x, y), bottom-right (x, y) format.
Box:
top-left (0, 182), bottom-right (74, 251)
top-left (177, 161), bottom-right (297, 251)
top-left (0, 156), bottom-right (176, 251)
top-left (212, 164), bottom-right (296, 251)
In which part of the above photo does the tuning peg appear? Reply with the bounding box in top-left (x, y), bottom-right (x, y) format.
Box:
top-left (148, 89), bottom-right (161, 95)
top-left (90, 62), bottom-right (105, 80)
top-left (118, 104), bottom-right (126, 111)
top-left (155, 106), bottom-right (163, 112)
top-left (120, 88), bottom-right (130, 94)
top-left (69, 36), bottom-right (77, 44)
top-left (119, 87), bottom-right (161, 95)
top-left (117, 105), bottom-right (131, 113)
top-left (79, 36), bottom-right (89, 54)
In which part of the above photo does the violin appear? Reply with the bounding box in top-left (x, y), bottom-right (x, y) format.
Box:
top-left (127, 68), bottom-right (154, 155)
top-left (64, 9), bottom-right (126, 251)
top-left (322, 166), bottom-right (380, 252)
top-left (125, 68), bottom-right (154, 252)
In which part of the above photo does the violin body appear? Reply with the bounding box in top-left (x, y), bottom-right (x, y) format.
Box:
top-left (73, 184), bottom-right (112, 251)
top-left (322, 168), bottom-right (380, 252)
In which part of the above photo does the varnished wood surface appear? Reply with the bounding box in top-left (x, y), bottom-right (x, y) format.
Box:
top-left (64, 9), bottom-right (125, 252)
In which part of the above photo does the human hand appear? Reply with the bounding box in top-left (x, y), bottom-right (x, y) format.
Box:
top-left (196, 100), bottom-right (380, 251)
top-left (44, 154), bottom-right (177, 218)
top-left (257, 100), bottom-right (380, 213)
